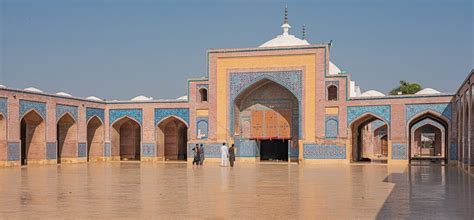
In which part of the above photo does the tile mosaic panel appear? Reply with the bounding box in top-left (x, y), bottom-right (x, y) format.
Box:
top-left (0, 98), bottom-right (7, 117)
top-left (196, 117), bottom-right (209, 139)
top-left (19, 100), bottom-right (46, 119)
top-left (347, 105), bottom-right (391, 125)
top-left (392, 143), bottom-right (407, 160)
top-left (188, 143), bottom-right (221, 158)
top-left (86, 107), bottom-right (105, 123)
top-left (104, 142), bottom-right (111, 157)
top-left (155, 108), bottom-right (189, 125)
top-left (7, 142), bottom-right (20, 161)
top-left (303, 144), bottom-right (346, 159)
top-left (109, 109), bottom-right (142, 125)
top-left (142, 143), bottom-right (156, 157)
top-left (56, 104), bottom-right (78, 121)
top-left (78, 143), bottom-right (87, 157)
top-left (450, 143), bottom-right (457, 160)
top-left (325, 115), bottom-right (338, 139)
top-left (46, 142), bottom-right (57, 160)
top-left (406, 103), bottom-right (452, 122)
top-left (234, 139), bottom-right (258, 157)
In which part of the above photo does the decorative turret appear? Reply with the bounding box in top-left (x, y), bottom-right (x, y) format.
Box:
top-left (281, 6), bottom-right (291, 36)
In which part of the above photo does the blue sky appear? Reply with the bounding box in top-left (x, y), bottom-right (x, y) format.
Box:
top-left (1, 0), bottom-right (472, 100)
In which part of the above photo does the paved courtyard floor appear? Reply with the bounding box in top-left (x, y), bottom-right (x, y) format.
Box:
top-left (0, 162), bottom-right (472, 219)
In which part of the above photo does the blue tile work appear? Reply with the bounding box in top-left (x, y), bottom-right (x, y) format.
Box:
top-left (303, 144), bottom-right (346, 159)
top-left (370, 120), bottom-right (386, 131)
top-left (196, 84), bottom-right (209, 90)
top-left (155, 108), bottom-right (189, 125)
top-left (411, 118), bottom-right (445, 132)
top-left (230, 71), bottom-right (302, 101)
top-left (56, 104), bottom-right (78, 121)
top-left (0, 98), bottom-right (7, 117)
top-left (104, 142), bottom-right (111, 157)
top-left (188, 143), bottom-right (221, 158)
top-left (392, 143), bottom-right (407, 160)
top-left (78, 143), bottom-right (87, 157)
top-left (347, 105), bottom-right (391, 125)
top-left (109, 109), bottom-right (142, 125)
top-left (234, 139), bottom-right (258, 157)
top-left (7, 142), bottom-right (20, 161)
top-left (229, 71), bottom-right (303, 138)
top-left (450, 143), bottom-right (457, 160)
top-left (19, 100), bottom-right (46, 119)
top-left (325, 116), bottom-right (338, 139)
top-left (142, 143), bottom-right (156, 157)
top-left (196, 117), bottom-right (209, 139)
top-left (290, 143), bottom-right (299, 158)
top-left (46, 142), bottom-right (57, 160)
top-left (86, 107), bottom-right (105, 123)
top-left (406, 103), bottom-right (452, 122)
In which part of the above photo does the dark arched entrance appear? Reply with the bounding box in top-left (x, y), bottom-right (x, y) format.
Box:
top-left (233, 79), bottom-right (299, 162)
top-left (20, 110), bottom-right (46, 165)
top-left (157, 117), bottom-right (188, 161)
top-left (111, 117), bottom-right (141, 161)
top-left (408, 113), bottom-right (448, 164)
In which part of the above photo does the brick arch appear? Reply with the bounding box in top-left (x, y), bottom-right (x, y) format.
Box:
top-left (57, 113), bottom-right (78, 163)
top-left (87, 115), bottom-right (104, 162)
top-left (20, 109), bottom-right (46, 165)
top-left (110, 116), bottom-right (142, 161)
top-left (348, 113), bottom-right (390, 162)
top-left (156, 116), bottom-right (188, 161)
top-left (0, 113), bottom-right (6, 162)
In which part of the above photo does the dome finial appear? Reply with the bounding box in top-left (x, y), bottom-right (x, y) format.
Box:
top-left (281, 6), bottom-right (291, 36)
top-left (302, 25), bottom-right (306, 39)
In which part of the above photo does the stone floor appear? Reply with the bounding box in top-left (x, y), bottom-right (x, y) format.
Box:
top-left (0, 162), bottom-right (472, 219)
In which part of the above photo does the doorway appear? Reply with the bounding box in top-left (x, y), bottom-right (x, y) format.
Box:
top-left (260, 140), bottom-right (288, 161)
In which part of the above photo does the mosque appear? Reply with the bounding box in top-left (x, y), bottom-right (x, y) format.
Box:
top-left (0, 9), bottom-right (472, 173)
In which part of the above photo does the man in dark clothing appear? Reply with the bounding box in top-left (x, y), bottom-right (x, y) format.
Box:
top-left (199, 144), bottom-right (205, 165)
top-left (192, 144), bottom-right (200, 166)
top-left (228, 144), bottom-right (236, 167)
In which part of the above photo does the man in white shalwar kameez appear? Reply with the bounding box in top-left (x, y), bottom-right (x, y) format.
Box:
top-left (220, 143), bottom-right (229, 167)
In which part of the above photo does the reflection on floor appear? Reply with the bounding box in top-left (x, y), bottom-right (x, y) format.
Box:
top-left (0, 163), bottom-right (471, 219)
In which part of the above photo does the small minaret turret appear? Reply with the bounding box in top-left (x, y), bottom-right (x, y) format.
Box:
top-left (281, 6), bottom-right (291, 36)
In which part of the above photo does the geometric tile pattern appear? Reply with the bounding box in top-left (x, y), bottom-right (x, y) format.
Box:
top-left (46, 142), bottom-right (57, 160)
top-left (196, 117), bottom-right (208, 139)
top-left (7, 142), bottom-right (20, 161)
top-left (450, 143), bottom-right (457, 160)
top-left (109, 109), bottom-right (143, 125)
top-left (19, 100), bottom-right (46, 119)
top-left (0, 98), bottom-right (7, 118)
top-left (142, 143), bottom-right (156, 157)
top-left (56, 104), bottom-right (78, 122)
top-left (86, 107), bottom-right (105, 123)
top-left (325, 115), bottom-right (338, 139)
top-left (78, 143), bottom-right (87, 157)
top-left (188, 143), bottom-right (221, 158)
top-left (154, 108), bottom-right (189, 126)
top-left (347, 105), bottom-right (391, 125)
top-left (406, 103), bottom-right (452, 122)
top-left (303, 144), bottom-right (346, 159)
top-left (392, 143), bottom-right (407, 160)
top-left (234, 139), bottom-right (258, 157)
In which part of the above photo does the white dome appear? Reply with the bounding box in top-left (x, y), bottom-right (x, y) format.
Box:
top-left (360, 90), bottom-right (385, 97)
top-left (0, 85), bottom-right (6, 88)
top-left (131, 95), bottom-right (153, 101)
top-left (55, 92), bottom-right (72, 97)
top-left (24, 87), bottom-right (43, 93)
top-left (260, 34), bottom-right (310, 47)
top-left (415, 88), bottom-right (441, 95)
top-left (86, 96), bottom-right (102, 101)
top-left (328, 62), bottom-right (341, 75)
top-left (176, 95), bottom-right (188, 101)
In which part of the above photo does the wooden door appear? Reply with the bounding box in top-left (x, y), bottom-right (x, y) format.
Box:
top-left (251, 111), bottom-right (264, 139)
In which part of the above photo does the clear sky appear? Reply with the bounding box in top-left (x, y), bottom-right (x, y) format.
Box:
top-left (1, 0), bottom-right (472, 100)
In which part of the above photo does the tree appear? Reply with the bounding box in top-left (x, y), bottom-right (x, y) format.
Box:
top-left (389, 80), bottom-right (422, 95)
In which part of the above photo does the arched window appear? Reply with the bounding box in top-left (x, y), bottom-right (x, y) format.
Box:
top-left (199, 88), bottom-right (208, 102)
top-left (327, 85), bottom-right (338, 101)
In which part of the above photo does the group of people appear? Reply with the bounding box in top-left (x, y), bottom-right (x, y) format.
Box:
top-left (192, 143), bottom-right (236, 167)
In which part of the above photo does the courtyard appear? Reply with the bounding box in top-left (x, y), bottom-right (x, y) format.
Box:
top-left (0, 163), bottom-right (472, 219)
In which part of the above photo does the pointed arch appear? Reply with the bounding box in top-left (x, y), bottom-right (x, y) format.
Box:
top-left (349, 113), bottom-right (390, 162)
top-left (57, 112), bottom-right (78, 163)
top-left (111, 116), bottom-right (142, 161)
top-left (156, 115), bottom-right (189, 128)
top-left (156, 116), bottom-right (188, 161)
top-left (87, 115), bottom-right (104, 161)
top-left (0, 113), bottom-right (7, 162)
top-left (20, 109), bottom-right (46, 165)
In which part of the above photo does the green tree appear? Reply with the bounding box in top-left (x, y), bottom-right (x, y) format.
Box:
top-left (389, 80), bottom-right (422, 95)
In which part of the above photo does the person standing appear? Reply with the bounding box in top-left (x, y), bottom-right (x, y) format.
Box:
top-left (228, 144), bottom-right (236, 167)
top-left (192, 144), bottom-right (201, 167)
top-left (220, 142), bottom-right (228, 167)
top-left (199, 144), bottom-right (205, 165)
